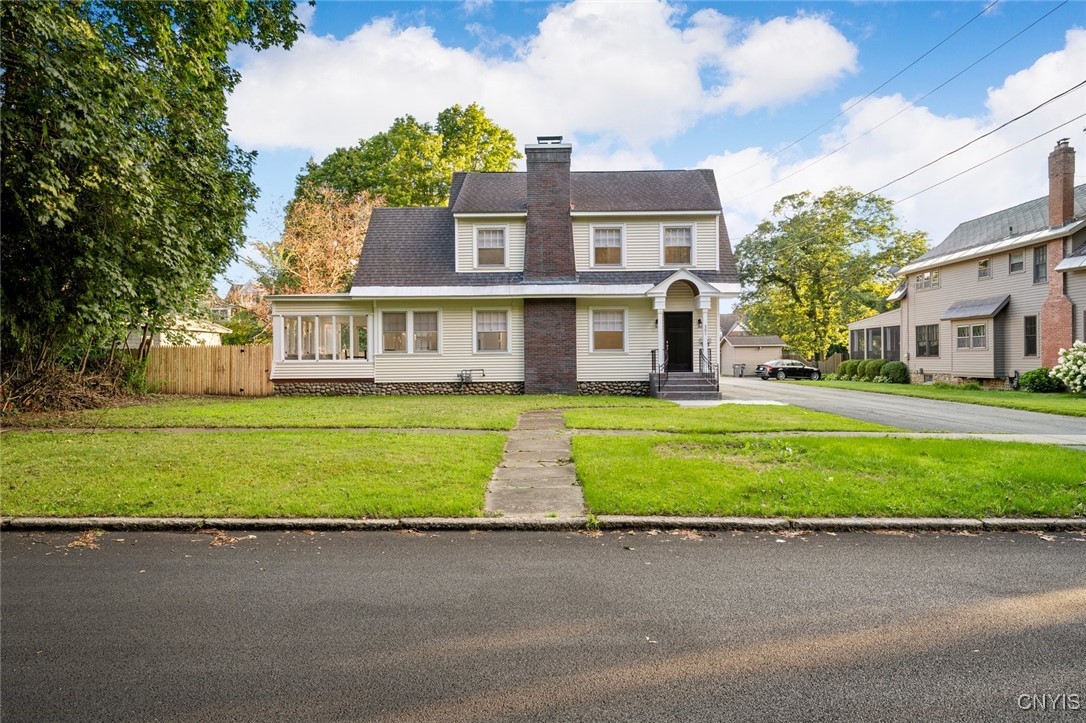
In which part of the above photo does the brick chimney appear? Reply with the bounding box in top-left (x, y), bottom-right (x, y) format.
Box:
top-left (1048, 139), bottom-right (1075, 228)
top-left (522, 136), bottom-right (578, 393)
top-left (1041, 139), bottom-right (1074, 366)
top-left (524, 136), bottom-right (576, 281)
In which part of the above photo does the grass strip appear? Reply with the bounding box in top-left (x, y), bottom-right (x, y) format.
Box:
top-left (808, 381), bottom-right (1086, 417)
top-left (2, 430), bottom-right (506, 518)
top-left (573, 434), bottom-right (1086, 518)
top-left (564, 405), bottom-right (892, 433)
top-left (10, 395), bottom-right (669, 431)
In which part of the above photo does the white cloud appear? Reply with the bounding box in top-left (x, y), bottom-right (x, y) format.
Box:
top-left (227, 0), bottom-right (858, 159)
top-left (700, 28), bottom-right (1086, 248)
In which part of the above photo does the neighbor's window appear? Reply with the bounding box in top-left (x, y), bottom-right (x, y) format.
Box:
top-left (476, 310), bottom-right (509, 352)
top-left (283, 317), bottom-right (299, 360)
top-left (413, 312), bottom-right (439, 353)
top-left (1024, 316), bottom-right (1038, 357)
top-left (592, 226), bottom-right (623, 266)
top-left (1009, 251), bottom-right (1025, 274)
top-left (662, 226), bottom-right (692, 265)
top-left (956, 325), bottom-right (971, 350)
top-left (971, 323), bottom-right (986, 349)
top-left (592, 309), bottom-right (625, 351)
top-left (1033, 245), bottom-right (1048, 284)
top-left (476, 228), bottom-right (506, 267)
top-left (977, 258), bottom-right (991, 280)
top-left (850, 329), bottom-right (865, 361)
top-left (866, 328), bottom-right (882, 359)
top-left (884, 326), bottom-right (901, 361)
top-left (916, 324), bottom-right (939, 358)
top-left (915, 270), bottom-right (940, 291)
top-left (382, 312), bottom-right (407, 353)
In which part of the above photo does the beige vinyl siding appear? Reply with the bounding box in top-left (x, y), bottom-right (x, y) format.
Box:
top-left (455, 218), bottom-right (526, 273)
top-left (572, 216), bottom-right (719, 272)
top-left (373, 299), bottom-right (524, 383)
top-left (271, 299), bottom-right (375, 380)
top-left (848, 308), bottom-right (901, 332)
top-left (576, 298), bottom-right (656, 381)
top-left (1067, 266), bottom-right (1086, 342)
top-left (904, 242), bottom-right (1054, 378)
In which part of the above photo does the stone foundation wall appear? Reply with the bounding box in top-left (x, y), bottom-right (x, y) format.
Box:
top-left (273, 381), bottom-right (524, 396)
top-left (577, 381), bottom-right (651, 397)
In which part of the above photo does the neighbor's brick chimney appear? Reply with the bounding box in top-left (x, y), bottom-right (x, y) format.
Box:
top-left (524, 136), bottom-right (576, 281)
top-left (1041, 139), bottom-right (1074, 366)
top-left (522, 136), bottom-right (578, 393)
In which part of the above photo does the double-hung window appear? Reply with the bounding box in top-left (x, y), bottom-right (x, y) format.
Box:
top-left (662, 225), bottom-right (693, 265)
top-left (382, 312), bottom-right (407, 353)
top-left (381, 311), bottom-right (439, 354)
top-left (1033, 246), bottom-right (1048, 284)
top-left (413, 312), bottom-right (439, 352)
top-left (1009, 251), bottom-right (1025, 274)
top-left (592, 226), bottom-right (623, 266)
top-left (591, 309), bottom-right (625, 351)
top-left (916, 324), bottom-right (939, 358)
top-left (915, 271), bottom-right (940, 291)
top-left (977, 258), bottom-right (991, 280)
top-left (476, 228), bottom-right (506, 267)
top-left (1024, 316), bottom-right (1038, 357)
top-left (956, 323), bottom-right (986, 350)
top-left (475, 310), bottom-right (509, 352)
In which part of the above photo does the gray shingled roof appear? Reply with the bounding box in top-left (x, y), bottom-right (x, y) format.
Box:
top-left (719, 313), bottom-right (741, 335)
top-left (355, 169), bottom-right (739, 289)
top-left (918, 184), bottom-right (1086, 262)
top-left (451, 170), bottom-right (722, 214)
top-left (941, 294), bottom-right (1011, 320)
top-left (724, 335), bottom-right (786, 347)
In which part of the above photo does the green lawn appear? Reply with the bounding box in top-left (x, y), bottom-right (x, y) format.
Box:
top-left (809, 380), bottom-right (1086, 417)
top-left (564, 405), bottom-right (892, 433)
top-left (573, 434), bottom-right (1086, 518)
top-left (2, 430), bottom-right (506, 518)
top-left (11, 394), bottom-right (669, 431)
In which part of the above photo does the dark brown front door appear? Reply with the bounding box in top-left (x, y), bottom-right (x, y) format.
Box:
top-left (664, 312), bottom-right (693, 372)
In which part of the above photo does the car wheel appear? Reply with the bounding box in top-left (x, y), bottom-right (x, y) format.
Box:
top-left (776, 370), bottom-right (787, 381)
top-left (810, 370), bottom-right (821, 381)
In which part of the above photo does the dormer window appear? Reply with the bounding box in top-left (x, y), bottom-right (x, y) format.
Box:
top-left (592, 225), bottom-right (624, 266)
top-left (476, 227), bottom-right (507, 267)
top-left (662, 225), bottom-right (694, 265)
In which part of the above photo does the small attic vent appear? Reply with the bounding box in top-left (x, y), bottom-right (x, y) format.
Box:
top-left (536, 135), bottom-right (563, 144)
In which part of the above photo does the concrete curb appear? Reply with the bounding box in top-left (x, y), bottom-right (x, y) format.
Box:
top-left (3, 516), bottom-right (1084, 533)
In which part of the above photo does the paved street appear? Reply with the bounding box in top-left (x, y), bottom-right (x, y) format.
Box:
top-left (719, 376), bottom-right (1086, 434)
top-left (3, 530), bottom-right (1084, 722)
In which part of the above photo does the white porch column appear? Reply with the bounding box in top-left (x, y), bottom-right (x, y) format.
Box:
top-left (653, 297), bottom-right (666, 366)
top-left (696, 297), bottom-right (710, 363)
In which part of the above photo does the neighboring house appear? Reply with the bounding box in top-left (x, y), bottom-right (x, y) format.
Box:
top-left (848, 139), bottom-right (1085, 384)
top-left (269, 137), bottom-right (740, 396)
top-left (718, 314), bottom-right (786, 373)
top-left (124, 317), bottom-right (232, 348)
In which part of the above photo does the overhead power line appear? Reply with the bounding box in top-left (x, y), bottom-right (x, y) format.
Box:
top-left (717, 0), bottom-right (1001, 185)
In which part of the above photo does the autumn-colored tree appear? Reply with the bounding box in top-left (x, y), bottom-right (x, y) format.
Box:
top-left (247, 187), bottom-right (383, 325)
top-left (737, 187), bottom-right (927, 361)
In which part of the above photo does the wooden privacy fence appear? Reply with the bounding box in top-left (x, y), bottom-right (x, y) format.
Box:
top-left (143, 345), bottom-right (273, 396)
top-left (819, 352), bottom-right (849, 374)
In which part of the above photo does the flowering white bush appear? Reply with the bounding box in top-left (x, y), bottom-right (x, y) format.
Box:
top-left (1050, 340), bottom-right (1086, 393)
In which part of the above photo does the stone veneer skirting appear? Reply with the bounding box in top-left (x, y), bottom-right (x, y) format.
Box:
top-left (274, 380), bottom-right (651, 397)
top-left (577, 381), bottom-right (651, 397)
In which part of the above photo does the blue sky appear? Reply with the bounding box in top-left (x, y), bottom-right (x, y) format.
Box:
top-left (219, 0), bottom-right (1086, 293)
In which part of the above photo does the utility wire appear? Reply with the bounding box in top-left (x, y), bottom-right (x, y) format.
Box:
top-left (717, 0), bottom-right (1002, 185)
top-left (868, 79), bottom-right (1086, 196)
top-left (890, 114), bottom-right (1086, 204)
top-left (721, 1), bottom-right (1070, 203)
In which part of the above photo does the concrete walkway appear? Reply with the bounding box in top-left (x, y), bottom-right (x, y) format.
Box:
top-left (484, 410), bottom-right (584, 519)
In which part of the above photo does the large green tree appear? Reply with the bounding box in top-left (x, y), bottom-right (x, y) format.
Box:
top-left (736, 187), bottom-right (927, 361)
top-left (1, 0), bottom-right (304, 378)
top-left (294, 103), bottom-right (521, 207)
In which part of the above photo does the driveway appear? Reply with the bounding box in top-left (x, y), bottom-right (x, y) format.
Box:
top-left (719, 375), bottom-right (1086, 435)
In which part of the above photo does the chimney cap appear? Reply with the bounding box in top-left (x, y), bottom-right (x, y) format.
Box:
top-left (1056, 138), bottom-right (1071, 148)
top-left (536, 135), bottom-right (563, 144)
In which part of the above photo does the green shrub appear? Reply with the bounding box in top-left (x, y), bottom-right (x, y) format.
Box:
top-left (838, 360), bottom-right (860, 380)
top-left (861, 358), bottom-right (887, 381)
top-left (881, 361), bottom-right (909, 384)
top-left (1019, 367), bottom-right (1065, 393)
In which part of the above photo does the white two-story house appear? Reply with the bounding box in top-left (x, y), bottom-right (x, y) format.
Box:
top-left (849, 139), bottom-right (1085, 384)
top-left (268, 137), bottom-right (740, 396)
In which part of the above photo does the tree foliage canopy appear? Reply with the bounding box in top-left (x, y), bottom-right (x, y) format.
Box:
top-left (736, 187), bottom-right (927, 360)
top-left (0, 0), bottom-right (304, 372)
top-left (294, 103), bottom-right (521, 207)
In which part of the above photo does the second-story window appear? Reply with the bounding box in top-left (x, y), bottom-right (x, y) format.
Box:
top-left (1033, 245), bottom-right (1047, 284)
top-left (977, 258), bottom-right (991, 280)
top-left (662, 226), bottom-right (693, 265)
top-left (592, 226), bottom-right (623, 266)
top-left (1009, 251), bottom-right (1025, 274)
top-left (476, 228), bottom-right (506, 267)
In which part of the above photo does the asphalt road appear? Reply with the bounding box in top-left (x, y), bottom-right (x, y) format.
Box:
top-left (719, 376), bottom-right (1086, 434)
top-left (3, 530), bottom-right (1084, 722)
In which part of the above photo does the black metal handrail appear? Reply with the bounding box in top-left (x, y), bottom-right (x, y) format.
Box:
top-left (651, 343), bottom-right (669, 393)
top-left (698, 348), bottom-right (718, 390)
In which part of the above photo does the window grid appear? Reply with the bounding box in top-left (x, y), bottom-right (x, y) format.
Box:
top-left (662, 226), bottom-right (692, 265)
top-left (593, 227), bottom-right (623, 266)
top-left (592, 309), bottom-right (625, 351)
top-left (476, 310), bottom-right (509, 352)
top-left (477, 228), bottom-right (506, 267)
